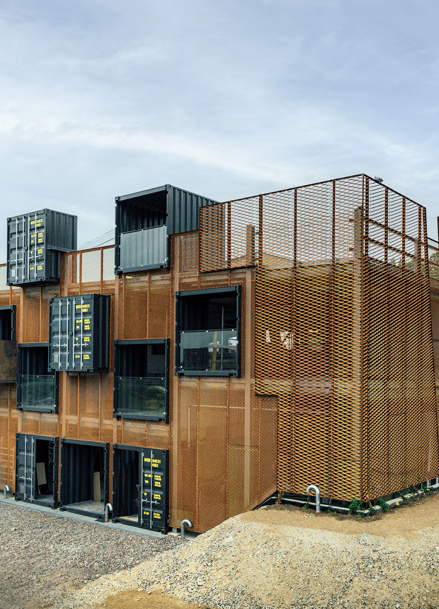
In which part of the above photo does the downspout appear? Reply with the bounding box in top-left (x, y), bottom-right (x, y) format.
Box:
top-left (3, 485), bottom-right (10, 499)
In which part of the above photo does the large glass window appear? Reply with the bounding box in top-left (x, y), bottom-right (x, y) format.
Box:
top-left (114, 340), bottom-right (169, 421)
top-left (17, 344), bottom-right (58, 413)
top-left (175, 286), bottom-right (241, 377)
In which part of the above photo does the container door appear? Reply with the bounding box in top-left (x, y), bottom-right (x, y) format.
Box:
top-left (73, 297), bottom-right (93, 371)
top-left (141, 449), bottom-right (168, 532)
top-left (8, 217), bottom-right (27, 284)
top-left (15, 434), bottom-right (36, 501)
top-left (28, 213), bottom-right (46, 282)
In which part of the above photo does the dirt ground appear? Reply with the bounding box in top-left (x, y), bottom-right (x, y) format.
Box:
top-left (97, 589), bottom-right (205, 609)
top-left (52, 490), bottom-right (439, 609)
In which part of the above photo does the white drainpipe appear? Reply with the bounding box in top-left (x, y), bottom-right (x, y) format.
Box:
top-left (104, 503), bottom-right (113, 522)
top-left (306, 484), bottom-right (321, 514)
top-left (180, 519), bottom-right (193, 539)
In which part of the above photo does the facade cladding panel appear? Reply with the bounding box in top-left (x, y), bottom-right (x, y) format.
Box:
top-left (200, 173), bottom-right (439, 502)
top-left (0, 174), bottom-right (436, 532)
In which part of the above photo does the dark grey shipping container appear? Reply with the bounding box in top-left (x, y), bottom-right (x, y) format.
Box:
top-left (48, 294), bottom-right (110, 372)
top-left (112, 444), bottom-right (168, 533)
top-left (15, 433), bottom-right (59, 508)
top-left (60, 439), bottom-right (109, 519)
top-left (115, 184), bottom-right (217, 274)
top-left (7, 209), bottom-right (77, 286)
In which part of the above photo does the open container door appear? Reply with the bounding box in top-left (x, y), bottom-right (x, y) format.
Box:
top-left (113, 444), bottom-right (168, 533)
top-left (15, 433), bottom-right (58, 508)
top-left (60, 439), bottom-right (109, 519)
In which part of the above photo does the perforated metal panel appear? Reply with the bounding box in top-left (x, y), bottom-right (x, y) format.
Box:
top-left (200, 174), bottom-right (439, 502)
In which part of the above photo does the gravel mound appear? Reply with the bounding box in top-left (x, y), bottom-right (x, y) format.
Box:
top-left (53, 496), bottom-right (439, 609)
top-left (0, 502), bottom-right (183, 609)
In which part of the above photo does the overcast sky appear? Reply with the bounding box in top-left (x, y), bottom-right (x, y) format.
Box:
top-left (0, 0), bottom-right (438, 260)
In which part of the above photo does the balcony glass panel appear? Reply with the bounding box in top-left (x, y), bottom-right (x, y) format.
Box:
top-left (21, 375), bottom-right (56, 410)
top-left (178, 329), bottom-right (238, 372)
top-left (116, 376), bottom-right (166, 418)
top-left (120, 225), bottom-right (168, 271)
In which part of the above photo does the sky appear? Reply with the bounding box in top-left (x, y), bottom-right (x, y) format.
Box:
top-left (0, 0), bottom-right (439, 259)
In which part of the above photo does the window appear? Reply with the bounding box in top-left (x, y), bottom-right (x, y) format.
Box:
top-left (114, 340), bottom-right (169, 421)
top-left (0, 305), bottom-right (17, 383)
top-left (0, 305), bottom-right (16, 341)
top-left (17, 344), bottom-right (58, 413)
top-left (175, 286), bottom-right (241, 376)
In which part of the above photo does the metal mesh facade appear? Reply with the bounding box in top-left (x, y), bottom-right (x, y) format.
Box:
top-left (0, 239), bottom-right (277, 532)
top-left (200, 174), bottom-right (439, 501)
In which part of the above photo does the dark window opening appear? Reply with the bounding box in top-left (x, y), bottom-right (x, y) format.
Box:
top-left (114, 340), bottom-right (169, 421)
top-left (0, 306), bottom-right (15, 341)
top-left (175, 286), bottom-right (241, 376)
top-left (17, 344), bottom-right (57, 412)
top-left (0, 306), bottom-right (17, 383)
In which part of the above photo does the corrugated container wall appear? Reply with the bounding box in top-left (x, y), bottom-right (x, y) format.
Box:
top-left (7, 209), bottom-right (77, 286)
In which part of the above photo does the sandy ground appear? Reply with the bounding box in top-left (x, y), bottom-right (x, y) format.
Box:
top-left (51, 491), bottom-right (439, 609)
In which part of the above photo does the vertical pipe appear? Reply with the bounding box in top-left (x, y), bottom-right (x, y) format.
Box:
top-left (195, 377), bottom-right (200, 531)
top-left (227, 202), bottom-right (232, 270)
top-left (225, 377), bottom-right (230, 519)
top-left (291, 188), bottom-right (298, 492)
top-left (402, 199), bottom-right (407, 487)
top-left (384, 189), bottom-right (390, 489)
top-left (258, 195), bottom-right (263, 268)
top-left (361, 175), bottom-right (369, 501)
top-left (330, 181), bottom-right (336, 498)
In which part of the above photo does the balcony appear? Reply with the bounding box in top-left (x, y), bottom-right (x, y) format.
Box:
top-left (178, 329), bottom-right (238, 375)
top-left (115, 376), bottom-right (167, 420)
top-left (119, 225), bottom-right (168, 273)
top-left (20, 374), bottom-right (57, 412)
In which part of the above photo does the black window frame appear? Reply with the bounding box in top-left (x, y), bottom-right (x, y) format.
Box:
top-left (113, 339), bottom-right (170, 422)
top-left (17, 343), bottom-right (58, 413)
top-left (175, 285), bottom-right (241, 377)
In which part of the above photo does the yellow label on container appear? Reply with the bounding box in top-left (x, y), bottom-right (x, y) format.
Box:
top-left (154, 494), bottom-right (161, 500)
top-left (84, 336), bottom-right (90, 342)
top-left (153, 513), bottom-right (160, 519)
top-left (29, 266), bottom-right (34, 271)
top-left (144, 457), bottom-right (151, 462)
top-left (75, 354), bottom-right (80, 359)
top-left (152, 459), bottom-right (161, 464)
top-left (37, 265), bottom-right (42, 270)
top-left (83, 354), bottom-right (90, 360)
top-left (84, 325), bottom-right (90, 330)
top-left (38, 239), bottom-right (43, 243)
top-left (38, 249), bottom-right (43, 254)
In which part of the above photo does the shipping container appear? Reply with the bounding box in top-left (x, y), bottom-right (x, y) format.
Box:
top-left (48, 294), bottom-right (110, 372)
top-left (15, 433), bottom-right (58, 508)
top-left (115, 184), bottom-right (217, 273)
top-left (60, 439), bottom-right (109, 519)
top-left (112, 445), bottom-right (168, 533)
top-left (17, 344), bottom-right (57, 413)
top-left (113, 339), bottom-right (170, 421)
top-left (7, 209), bottom-right (77, 286)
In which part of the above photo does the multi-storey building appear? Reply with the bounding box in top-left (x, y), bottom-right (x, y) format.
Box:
top-left (0, 174), bottom-right (438, 533)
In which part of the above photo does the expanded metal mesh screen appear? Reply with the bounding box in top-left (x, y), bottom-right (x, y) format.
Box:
top-left (200, 174), bottom-right (439, 501)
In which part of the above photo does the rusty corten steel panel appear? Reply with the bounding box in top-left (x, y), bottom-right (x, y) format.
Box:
top-left (200, 174), bottom-right (439, 502)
